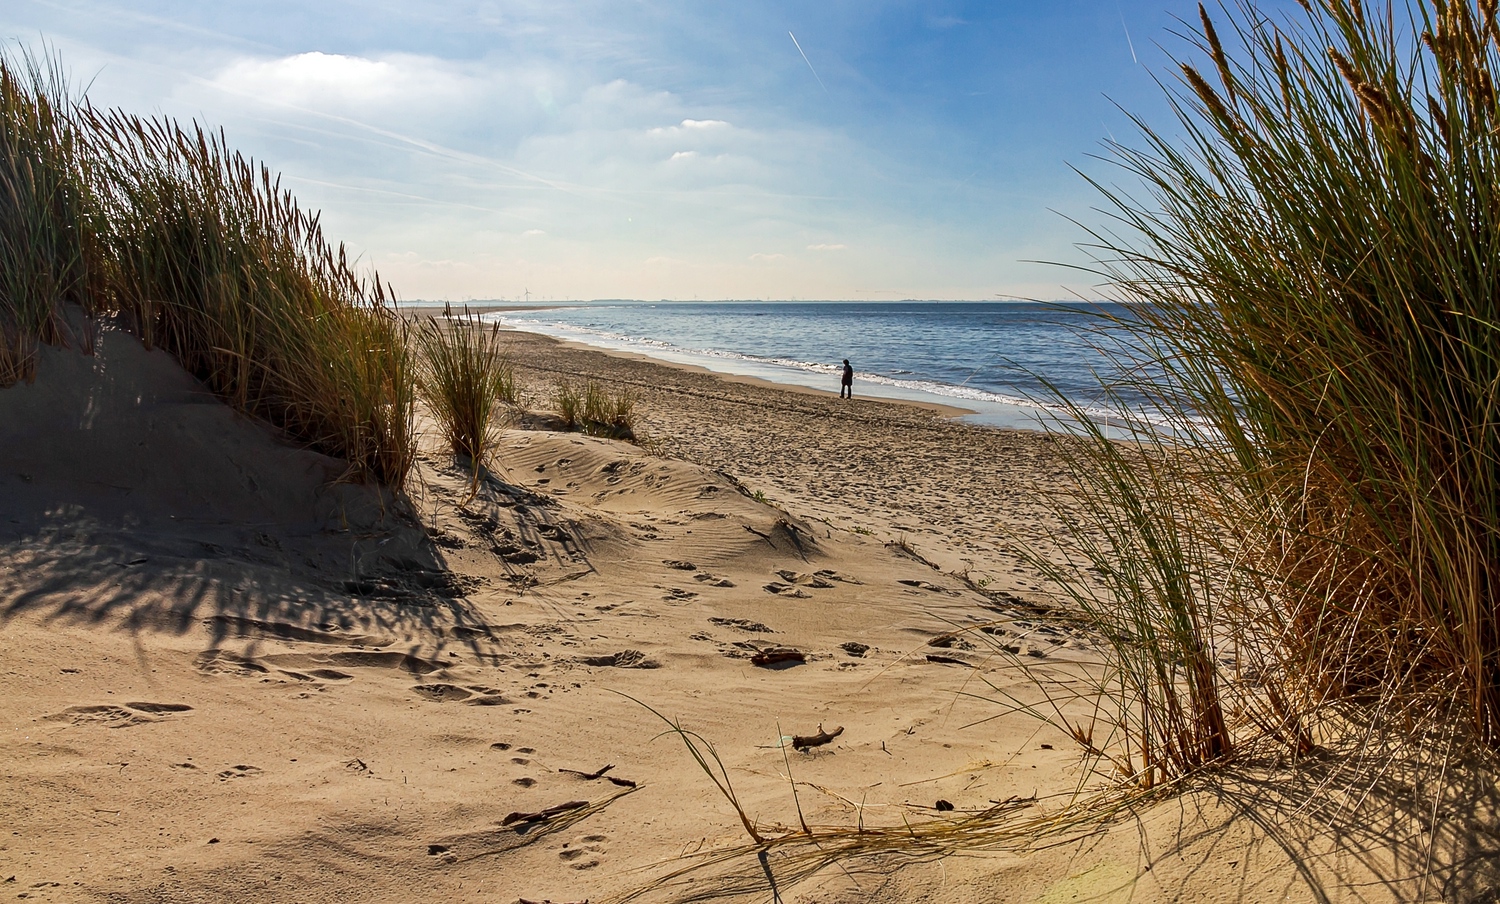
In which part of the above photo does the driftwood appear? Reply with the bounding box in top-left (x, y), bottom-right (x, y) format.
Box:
top-left (558, 763), bottom-right (637, 788)
top-left (925, 653), bottom-right (974, 667)
top-left (791, 724), bottom-right (844, 751)
top-left (752, 648), bottom-right (806, 666)
top-left (501, 800), bottom-right (587, 827)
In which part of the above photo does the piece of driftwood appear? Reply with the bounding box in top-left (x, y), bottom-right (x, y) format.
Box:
top-left (558, 764), bottom-right (637, 787)
top-left (501, 800), bottom-right (588, 827)
top-left (791, 725), bottom-right (844, 751)
top-left (752, 648), bottom-right (806, 666)
top-left (925, 653), bottom-right (973, 667)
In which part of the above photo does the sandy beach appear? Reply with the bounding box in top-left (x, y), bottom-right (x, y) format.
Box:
top-left (0, 325), bottom-right (1481, 904)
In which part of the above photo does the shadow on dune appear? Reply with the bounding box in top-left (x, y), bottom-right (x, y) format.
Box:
top-left (0, 496), bottom-right (498, 656)
top-left (1177, 732), bottom-right (1500, 904)
top-left (0, 326), bottom-right (503, 655)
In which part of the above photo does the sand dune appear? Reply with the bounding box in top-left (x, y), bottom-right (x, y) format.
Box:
top-left (1, 325), bottom-right (1483, 903)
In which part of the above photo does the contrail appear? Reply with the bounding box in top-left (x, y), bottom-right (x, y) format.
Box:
top-left (788, 31), bottom-right (829, 94)
top-left (1117, 5), bottom-right (1139, 64)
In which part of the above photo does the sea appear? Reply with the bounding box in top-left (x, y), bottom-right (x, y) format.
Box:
top-left (478, 300), bottom-right (1152, 431)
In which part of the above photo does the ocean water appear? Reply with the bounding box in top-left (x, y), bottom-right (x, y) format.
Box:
top-left (483, 300), bottom-right (1148, 430)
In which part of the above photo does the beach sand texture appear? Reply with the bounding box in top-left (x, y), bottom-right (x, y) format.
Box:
top-left (0, 326), bottom-right (1480, 903)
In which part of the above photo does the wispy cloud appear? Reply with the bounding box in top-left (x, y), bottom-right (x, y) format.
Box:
top-left (0, 0), bottom-right (1159, 299)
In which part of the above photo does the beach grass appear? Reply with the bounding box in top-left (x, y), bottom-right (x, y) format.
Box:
top-left (1015, 0), bottom-right (1500, 782)
top-left (413, 313), bottom-right (515, 470)
top-left (0, 48), bottom-right (417, 486)
top-left (553, 376), bottom-right (637, 439)
top-left (0, 49), bottom-right (100, 386)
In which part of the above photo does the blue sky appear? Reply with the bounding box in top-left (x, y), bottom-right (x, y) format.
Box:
top-left (4, 1), bottom-right (1290, 301)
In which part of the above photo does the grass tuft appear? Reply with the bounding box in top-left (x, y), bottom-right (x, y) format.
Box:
top-left (413, 313), bottom-right (514, 471)
top-left (553, 376), bottom-right (636, 439)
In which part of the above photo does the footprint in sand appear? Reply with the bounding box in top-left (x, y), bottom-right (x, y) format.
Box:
top-left (46, 703), bottom-right (192, 728)
top-left (762, 582), bottom-right (811, 599)
top-left (558, 833), bottom-right (609, 870)
top-left (195, 650), bottom-right (269, 678)
top-left (663, 588), bottom-right (698, 601)
top-left (261, 651), bottom-right (445, 676)
top-left (467, 695), bottom-right (510, 706)
top-left (577, 650), bottom-right (660, 669)
top-left (898, 579), bottom-right (959, 597)
top-left (708, 617), bottom-right (774, 633)
top-left (306, 669), bottom-right (354, 681)
top-left (776, 570), bottom-right (835, 589)
top-left (123, 702), bottom-right (193, 715)
top-left (216, 765), bottom-right (262, 781)
top-left (927, 632), bottom-right (977, 651)
top-left (411, 684), bottom-right (474, 703)
top-left (693, 573), bottom-right (735, 587)
top-left (815, 569), bottom-right (863, 585)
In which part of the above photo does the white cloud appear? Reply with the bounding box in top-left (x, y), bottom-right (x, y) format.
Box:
top-left (748, 252), bottom-right (785, 262)
top-left (669, 150), bottom-right (698, 161)
top-left (212, 52), bottom-right (480, 110)
top-left (807, 243), bottom-right (847, 251)
top-left (523, 229), bottom-right (546, 236)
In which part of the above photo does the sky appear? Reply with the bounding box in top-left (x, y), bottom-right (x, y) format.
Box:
top-left (3, 1), bottom-right (1294, 302)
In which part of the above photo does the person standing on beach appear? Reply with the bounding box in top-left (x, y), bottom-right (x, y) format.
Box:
top-left (840, 359), bottom-right (853, 399)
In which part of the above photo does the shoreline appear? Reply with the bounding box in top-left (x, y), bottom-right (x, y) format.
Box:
top-left (478, 313), bottom-right (1062, 432)
top-left (514, 327), bottom-right (981, 422)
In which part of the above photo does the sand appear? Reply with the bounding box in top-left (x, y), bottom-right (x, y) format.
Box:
top-left (1, 324), bottom-right (1489, 903)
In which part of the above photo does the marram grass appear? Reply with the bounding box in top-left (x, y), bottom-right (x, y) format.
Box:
top-left (1018, 0), bottom-right (1500, 784)
top-left (414, 313), bottom-right (515, 469)
top-left (0, 48), bottom-right (417, 486)
top-left (0, 50), bottom-right (100, 386)
top-left (553, 376), bottom-right (637, 439)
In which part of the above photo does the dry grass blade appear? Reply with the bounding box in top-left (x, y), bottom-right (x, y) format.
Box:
top-left (615, 692), bottom-right (765, 845)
